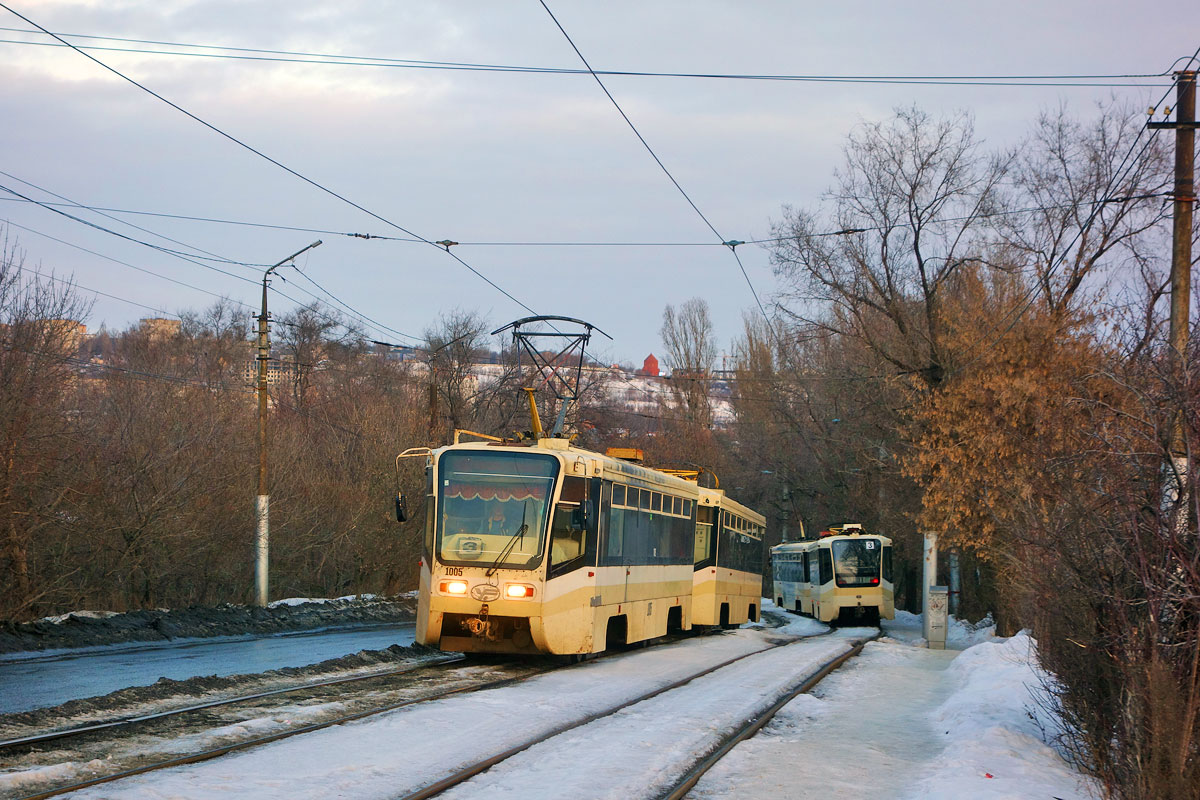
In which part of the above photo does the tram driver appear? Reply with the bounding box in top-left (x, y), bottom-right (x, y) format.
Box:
top-left (481, 501), bottom-right (513, 535)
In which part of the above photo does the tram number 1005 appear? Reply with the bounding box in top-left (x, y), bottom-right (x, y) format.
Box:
top-left (445, 566), bottom-right (464, 576)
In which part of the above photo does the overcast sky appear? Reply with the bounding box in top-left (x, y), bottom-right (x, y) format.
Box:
top-left (0, 1), bottom-right (1195, 365)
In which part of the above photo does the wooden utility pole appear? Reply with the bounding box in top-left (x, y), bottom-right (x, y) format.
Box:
top-left (1149, 70), bottom-right (1197, 520)
top-left (255, 240), bottom-right (321, 607)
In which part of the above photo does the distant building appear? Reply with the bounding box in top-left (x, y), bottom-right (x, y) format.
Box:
top-left (637, 354), bottom-right (660, 377)
top-left (138, 317), bottom-right (181, 341)
top-left (45, 319), bottom-right (88, 352)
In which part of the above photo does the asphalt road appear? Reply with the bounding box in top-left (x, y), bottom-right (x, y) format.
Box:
top-left (0, 623), bottom-right (417, 715)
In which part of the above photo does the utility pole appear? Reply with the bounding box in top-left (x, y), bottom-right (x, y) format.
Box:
top-left (1149, 70), bottom-right (1197, 522)
top-left (255, 240), bottom-right (322, 607)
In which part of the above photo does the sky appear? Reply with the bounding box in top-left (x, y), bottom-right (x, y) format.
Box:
top-left (0, 1), bottom-right (1196, 365)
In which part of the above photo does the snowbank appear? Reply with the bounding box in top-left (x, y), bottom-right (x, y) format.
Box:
top-left (901, 632), bottom-right (1097, 799)
top-left (883, 609), bottom-right (996, 649)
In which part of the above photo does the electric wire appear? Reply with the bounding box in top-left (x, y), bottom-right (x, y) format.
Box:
top-left (0, 192), bottom-right (1173, 250)
top-left (949, 50), bottom-right (1199, 375)
top-left (0, 28), bottom-right (1171, 86)
top-left (3, 212), bottom-right (409, 347)
top-left (0, 4), bottom-right (538, 318)
top-left (536, 0), bottom-right (772, 327)
top-left (0, 170), bottom-right (423, 344)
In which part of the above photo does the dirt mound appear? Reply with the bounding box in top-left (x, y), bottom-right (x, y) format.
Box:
top-left (0, 596), bottom-right (417, 655)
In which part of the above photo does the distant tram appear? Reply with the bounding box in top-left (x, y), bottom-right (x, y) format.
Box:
top-left (403, 437), bottom-right (765, 656)
top-left (771, 524), bottom-right (894, 625)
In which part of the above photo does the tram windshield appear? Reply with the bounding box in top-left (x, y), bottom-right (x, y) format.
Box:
top-left (436, 450), bottom-right (559, 569)
top-left (831, 538), bottom-right (882, 587)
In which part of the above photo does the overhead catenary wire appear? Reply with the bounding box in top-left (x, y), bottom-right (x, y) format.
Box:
top-left (0, 28), bottom-right (1172, 87)
top-left (0, 167), bottom-right (424, 343)
top-left (3, 213), bottom-right (414, 346)
top-left (536, 0), bottom-right (773, 328)
top-left (0, 191), bottom-right (1174, 250)
top-left (0, 3), bottom-right (539, 320)
top-left (948, 48), bottom-right (1200, 376)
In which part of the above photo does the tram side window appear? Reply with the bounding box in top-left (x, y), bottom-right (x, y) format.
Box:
top-left (801, 551), bottom-right (810, 583)
top-left (818, 548), bottom-right (833, 585)
top-left (882, 545), bottom-right (893, 582)
top-left (694, 506), bottom-right (715, 568)
top-left (549, 477), bottom-right (590, 573)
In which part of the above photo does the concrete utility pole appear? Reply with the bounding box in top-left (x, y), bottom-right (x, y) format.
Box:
top-left (255, 240), bottom-right (322, 607)
top-left (1149, 70), bottom-right (1197, 521)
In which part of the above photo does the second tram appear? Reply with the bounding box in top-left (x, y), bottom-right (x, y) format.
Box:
top-left (771, 524), bottom-right (894, 625)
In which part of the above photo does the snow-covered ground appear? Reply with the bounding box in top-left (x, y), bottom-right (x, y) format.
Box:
top-left (692, 609), bottom-right (1096, 800)
top-left (1, 604), bottom-right (1098, 800)
top-left (0, 624), bottom-right (416, 715)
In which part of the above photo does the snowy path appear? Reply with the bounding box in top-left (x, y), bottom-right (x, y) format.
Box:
top-left (689, 638), bottom-right (958, 798)
top-left (689, 615), bottom-right (1097, 800)
top-left (0, 624), bottom-right (416, 714)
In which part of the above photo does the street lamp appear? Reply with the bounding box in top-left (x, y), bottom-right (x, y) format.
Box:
top-left (255, 240), bottom-right (322, 607)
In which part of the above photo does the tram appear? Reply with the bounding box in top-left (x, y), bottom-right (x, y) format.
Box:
top-left (692, 487), bottom-right (764, 627)
top-left (770, 524), bottom-right (894, 625)
top-left (406, 437), bottom-right (708, 655)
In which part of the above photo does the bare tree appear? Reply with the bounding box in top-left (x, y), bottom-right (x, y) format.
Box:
top-left (0, 232), bottom-right (92, 618)
top-left (660, 297), bottom-right (718, 428)
top-left (770, 106), bottom-right (1007, 389)
top-left (422, 309), bottom-right (489, 442)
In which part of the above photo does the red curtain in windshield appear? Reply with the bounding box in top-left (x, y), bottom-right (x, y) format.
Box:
top-left (445, 482), bottom-right (548, 502)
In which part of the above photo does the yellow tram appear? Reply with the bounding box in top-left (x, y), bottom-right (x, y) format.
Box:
top-left (691, 487), bottom-right (764, 627)
top-left (770, 524), bottom-right (894, 625)
top-left (409, 438), bottom-right (709, 655)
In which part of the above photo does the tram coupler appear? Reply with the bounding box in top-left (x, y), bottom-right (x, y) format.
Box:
top-left (463, 603), bottom-right (503, 641)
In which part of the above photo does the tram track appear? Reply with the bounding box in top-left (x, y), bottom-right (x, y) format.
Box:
top-left (658, 633), bottom-right (879, 799)
top-left (3, 655), bottom-right (553, 800)
top-left (397, 628), bottom-right (871, 800)
top-left (4, 625), bottom-right (859, 800)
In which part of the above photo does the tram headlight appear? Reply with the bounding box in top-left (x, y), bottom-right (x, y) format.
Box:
top-left (505, 583), bottom-right (535, 599)
top-left (440, 580), bottom-right (468, 595)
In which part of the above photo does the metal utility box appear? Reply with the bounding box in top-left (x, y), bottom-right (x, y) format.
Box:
top-left (924, 585), bottom-right (949, 649)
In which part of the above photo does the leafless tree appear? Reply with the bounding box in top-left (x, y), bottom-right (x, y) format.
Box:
top-left (660, 297), bottom-right (718, 428)
top-left (0, 231), bottom-right (92, 618)
top-left (770, 106), bottom-right (1007, 389)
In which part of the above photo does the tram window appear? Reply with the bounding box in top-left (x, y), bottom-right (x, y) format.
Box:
top-left (612, 484), bottom-right (626, 507)
top-left (818, 549), bottom-right (833, 585)
top-left (627, 487), bottom-right (640, 508)
top-left (550, 504), bottom-right (585, 568)
top-left (882, 545), bottom-right (893, 582)
top-left (832, 539), bottom-right (882, 587)
top-left (640, 490), bottom-right (652, 510)
top-left (650, 493), bottom-right (660, 512)
top-left (606, 508), bottom-right (625, 559)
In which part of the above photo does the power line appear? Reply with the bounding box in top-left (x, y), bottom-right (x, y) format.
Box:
top-left (537, 0), bottom-right (772, 327)
top-left (3, 213), bottom-right (409, 346)
top-left (949, 57), bottom-right (1198, 375)
top-left (0, 169), bottom-right (258, 271)
top-left (0, 4), bottom-right (539, 319)
top-left (4, 218), bottom-right (257, 311)
top-left (10, 260), bottom-right (182, 318)
top-left (0, 28), bottom-right (1170, 86)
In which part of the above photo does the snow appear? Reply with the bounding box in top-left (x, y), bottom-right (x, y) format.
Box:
top-left (36, 610), bottom-right (122, 625)
top-left (3, 604), bottom-right (1097, 800)
top-left (266, 595), bottom-right (381, 608)
top-left (53, 629), bottom-right (858, 800)
top-left (904, 632), bottom-right (1097, 799)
